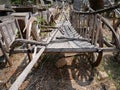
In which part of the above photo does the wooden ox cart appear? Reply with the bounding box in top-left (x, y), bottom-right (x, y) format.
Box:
top-left (70, 4), bottom-right (120, 67)
top-left (0, 1), bottom-right (119, 89)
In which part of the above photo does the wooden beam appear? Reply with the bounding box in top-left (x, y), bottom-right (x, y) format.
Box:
top-left (45, 48), bottom-right (98, 53)
top-left (72, 4), bottom-right (120, 14)
top-left (12, 47), bottom-right (98, 53)
top-left (103, 38), bottom-right (114, 47)
top-left (12, 47), bottom-right (120, 53)
top-left (41, 25), bottom-right (58, 29)
top-left (10, 39), bottom-right (47, 50)
top-left (9, 47), bottom-right (45, 90)
top-left (41, 29), bottom-right (53, 32)
top-left (101, 47), bottom-right (120, 52)
top-left (9, 29), bottom-right (59, 90)
top-left (56, 36), bottom-right (91, 42)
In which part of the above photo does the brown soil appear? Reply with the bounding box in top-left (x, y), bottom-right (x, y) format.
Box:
top-left (0, 50), bottom-right (119, 90)
top-left (18, 53), bottom-right (118, 90)
top-left (0, 53), bottom-right (28, 89)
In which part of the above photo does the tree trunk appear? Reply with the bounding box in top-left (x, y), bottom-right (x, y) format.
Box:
top-left (89, 0), bottom-right (104, 10)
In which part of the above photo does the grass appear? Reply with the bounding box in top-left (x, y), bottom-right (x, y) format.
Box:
top-left (102, 54), bottom-right (120, 89)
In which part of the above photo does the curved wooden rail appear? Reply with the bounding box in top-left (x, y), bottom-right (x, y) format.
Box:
top-left (70, 7), bottom-right (120, 67)
top-left (97, 14), bottom-right (120, 49)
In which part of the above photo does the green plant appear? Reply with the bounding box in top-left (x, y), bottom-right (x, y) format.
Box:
top-left (11, 0), bottom-right (21, 4)
top-left (36, 16), bottom-right (46, 24)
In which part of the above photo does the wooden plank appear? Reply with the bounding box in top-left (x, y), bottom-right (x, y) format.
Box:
top-left (9, 47), bottom-right (45, 90)
top-left (0, 25), bottom-right (12, 49)
top-left (56, 36), bottom-right (90, 42)
top-left (9, 29), bottom-right (59, 90)
top-left (63, 25), bottom-right (79, 48)
top-left (0, 19), bottom-right (18, 49)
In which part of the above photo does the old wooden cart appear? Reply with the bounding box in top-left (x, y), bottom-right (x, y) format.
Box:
top-left (0, 1), bottom-right (120, 89)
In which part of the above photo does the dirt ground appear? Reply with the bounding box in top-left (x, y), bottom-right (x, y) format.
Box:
top-left (18, 53), bottom-right (119, 90)
top-left (0, 53), bottom-right (29, 89)
top-left (0, 50), bottom-right (119, 90)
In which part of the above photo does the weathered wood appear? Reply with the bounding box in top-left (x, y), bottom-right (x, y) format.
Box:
top-left (45, 48), bottom-right (98, 53)
top-left (72, 4), bottom-right (120, 14)
top-left (56, 36), bottom-right (91, 41)
top-left (0, 40), bottom-right (12, 66)
top-left (12, 47), bottom-right (120, 53)
top-left (12, 47), bottom-right (98, 53)
top-left (9, 47), bottom-right (45, 90)
top-left (0, 19), bottom-right (17, 49)
top-left (41, 25), bottom-right (58, 29)
top-left (103, 38), bottom-right (114, 47)
top-left (12, 7), bottom-right (34, 13)
top-left (9, 29), bottom-right (59, 90)
top-left (70, 9), bottom-right (105, 67)
top-left (41, 29), bottom-right (53, 32)
top-left (0, 17), bottom-right (23, 66)
top-left (97, 14), bottom-right (120, 49)
top-left (101, 47), bottom-right (120, 52)
top-left (10, 39), bottom-right (47, 50)
top-left (14, 39), bottom-right (46, 45)
top-left (92, 19), bottom-right (103, 67)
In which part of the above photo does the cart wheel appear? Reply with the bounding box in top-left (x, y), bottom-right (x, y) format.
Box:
top-left (71, 53), bottom-right (94, 86)
top-left (0, 55), bottom-right (7, 69)
top-left (88, 52), bottom-right (103, 67)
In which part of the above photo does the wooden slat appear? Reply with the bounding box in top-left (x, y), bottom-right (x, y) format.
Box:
top-left (7, 23), bottom-right (15, 42)
top-left (0, 25), bottom-right (12, 49)
top-left (63, 25), bottom-right (79, 48)
top-left (11, 21), bottom-right (18, 35)
top-left (56, 37), bottom-right (90, 42)
top-left (0, 19), bottom-right (18, 49)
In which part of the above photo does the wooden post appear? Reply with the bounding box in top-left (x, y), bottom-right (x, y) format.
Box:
top-left (0, 40), bottom-right (12, 66)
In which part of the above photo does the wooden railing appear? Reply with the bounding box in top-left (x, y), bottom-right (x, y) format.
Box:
top-left (70, 8), bottom-right (120, 49)
top-left (70, 11), bottom-right (103, 47)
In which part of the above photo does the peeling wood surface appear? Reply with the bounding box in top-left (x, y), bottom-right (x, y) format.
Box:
top-left (46, 21), bottom-right (96, 51)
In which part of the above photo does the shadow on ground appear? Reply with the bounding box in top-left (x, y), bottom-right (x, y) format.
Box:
top-left (103, 53), bottom-right (120, 89)
top-left (25, 53), bottom-right (96, 90)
